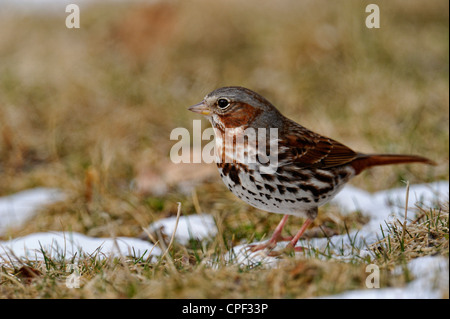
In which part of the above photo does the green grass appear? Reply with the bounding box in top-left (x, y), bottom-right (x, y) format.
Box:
top-left (0, 0), bottom-right (448, 298)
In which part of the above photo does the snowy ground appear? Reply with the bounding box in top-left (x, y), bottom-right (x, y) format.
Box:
top-left (0, 181), bottom-right (448, 298)
top-left (0, 188), bottom-right (66, 235)
top-left (231, 181), bottom-right (449, 265)
top-left (322, 255), bottom-right (448, 299)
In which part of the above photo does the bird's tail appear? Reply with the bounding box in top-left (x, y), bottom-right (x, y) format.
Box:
top-left (351, 154), bottom-right (436, 175)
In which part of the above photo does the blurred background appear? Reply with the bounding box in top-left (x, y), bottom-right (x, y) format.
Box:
top-left (0, 0), bottom-right (448, 239)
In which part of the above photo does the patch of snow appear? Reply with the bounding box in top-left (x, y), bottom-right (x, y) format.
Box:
top-left (147, 214), bottom-right (218, 245)
top-left (0, 186), bottom-right (218, 265)
top-left (0, 231), bottom-right (161, 264)
top-left (0, 188), bottom-right (66, 235)
top-left (321, 256), bottom-right (449, 299)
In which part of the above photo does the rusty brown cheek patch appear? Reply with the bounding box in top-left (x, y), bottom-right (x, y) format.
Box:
top-left (219, 104), bottom-right (262, 128)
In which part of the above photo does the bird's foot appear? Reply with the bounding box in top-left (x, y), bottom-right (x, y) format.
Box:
top-left (247, 240), bottom-right (277, 252)
top-left (247, 240), bottom-right (306, 257)
top-left (284, 243), bottom-right (307, 253)
top-left (247, 233), bottom-right (294, 251)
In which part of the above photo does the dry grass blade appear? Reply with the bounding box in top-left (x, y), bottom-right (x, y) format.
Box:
top-left (158, 202), bottom-right (182, 271)
top-left (370, 203), bottom-right (449, 269)
top-left (401, 181), bottom-right (410, 246)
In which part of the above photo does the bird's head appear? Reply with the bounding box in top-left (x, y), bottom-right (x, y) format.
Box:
top-left (188, 86), bottom-right (283, 131)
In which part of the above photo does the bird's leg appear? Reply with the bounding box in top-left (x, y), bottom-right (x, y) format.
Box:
top-left (248, 214), bottom-right (290, 251)
top-left (287, 218), bottom-right (313, 252)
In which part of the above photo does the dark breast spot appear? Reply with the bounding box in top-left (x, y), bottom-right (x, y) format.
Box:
top-left (301, 184), bottom-right (320, 198)
top-left (314, 172), bottom-right (334, 184)
top-left (222, 163), bottom-right (232, 176)
top-left (260, 173), bottom-right (275, 182)
top-left (277, 175), bottom-right (290, 183)
top-left (290, 170), bottom-right (310, 180)
top-left (228, 165), bottom-right (241, 185)
top-left (277, 185), bottom-right (286, 195)
top-left (286, 187), bottom-right (298, 194)
top-left (296, 197), bottom-right (311, 203)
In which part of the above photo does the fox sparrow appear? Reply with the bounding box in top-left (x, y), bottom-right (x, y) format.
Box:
top-left (189, 86), bottom-right (435, 252)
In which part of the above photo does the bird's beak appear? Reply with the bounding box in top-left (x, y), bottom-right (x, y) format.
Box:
top-left (188, 101), bottom-right (210, 116)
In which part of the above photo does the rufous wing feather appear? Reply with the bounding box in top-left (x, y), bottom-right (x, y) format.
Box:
top-left (279, 120), bottom-right (359, 169)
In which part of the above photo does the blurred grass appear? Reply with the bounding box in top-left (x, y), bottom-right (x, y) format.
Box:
top-left (0, 0), bottom-right (448, 298)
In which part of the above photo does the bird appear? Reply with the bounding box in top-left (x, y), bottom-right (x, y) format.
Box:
top-left (188, 86), bottom-right (435, 253)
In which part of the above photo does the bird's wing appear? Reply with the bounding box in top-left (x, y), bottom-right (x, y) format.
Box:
top-left (277, 120), bottom-right (359, 169)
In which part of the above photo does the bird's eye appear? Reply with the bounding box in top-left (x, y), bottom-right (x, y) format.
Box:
top-left (217, 98), bottom-right (230, 109)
